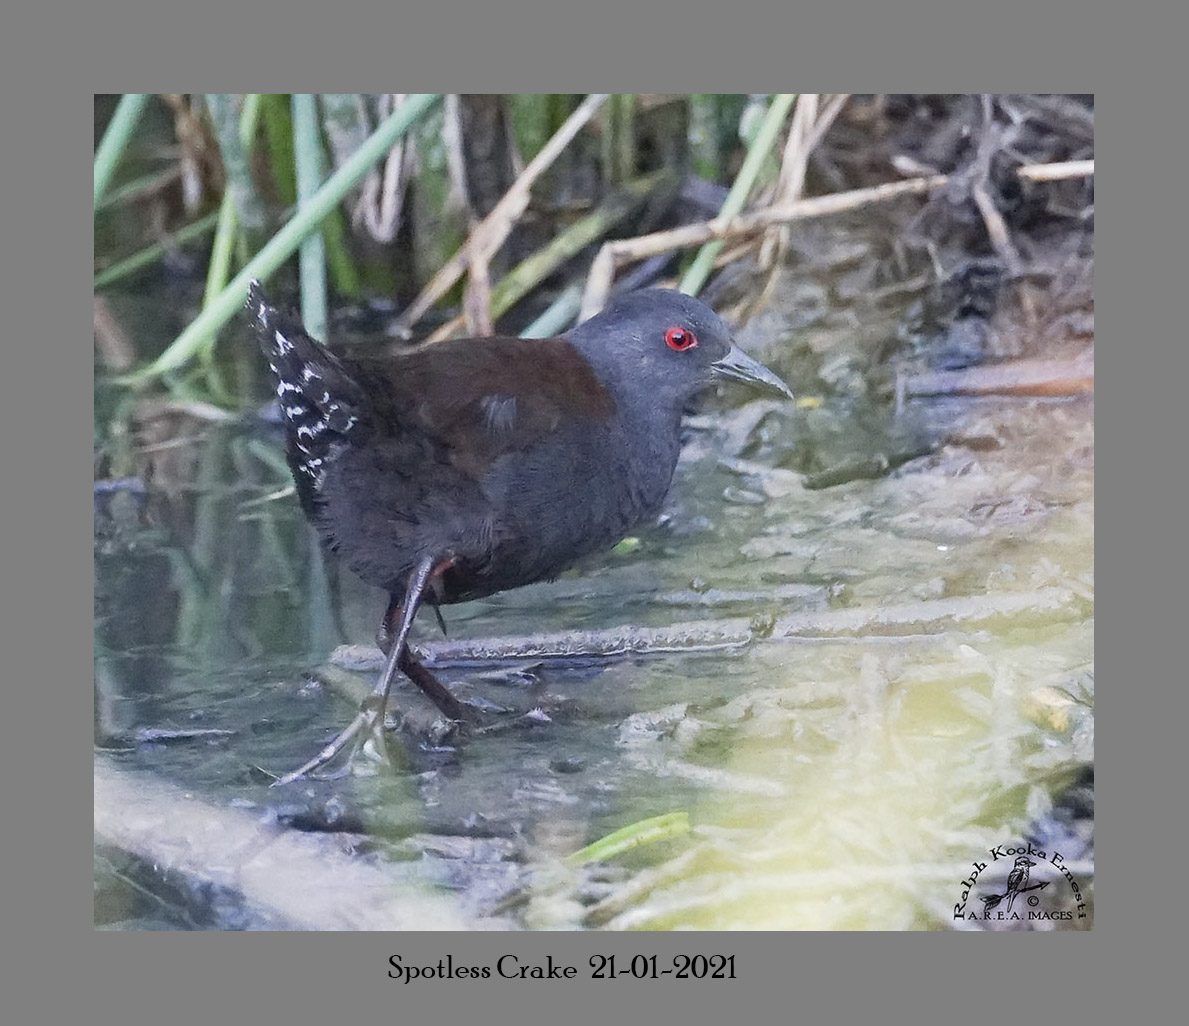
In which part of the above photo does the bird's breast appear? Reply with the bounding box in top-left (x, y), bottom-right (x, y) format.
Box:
top-left (474, 416), bottom-right (680, 583)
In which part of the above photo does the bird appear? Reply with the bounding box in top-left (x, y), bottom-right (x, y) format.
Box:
top-left (980, 855), bottom-right (1043, 913)
top-left (1002, 856), bottom-right (1036, 913)
top-left (247, 281), bottom-right (793, 784)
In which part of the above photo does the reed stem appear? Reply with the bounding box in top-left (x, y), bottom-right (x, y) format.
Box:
top-left (94, 94), bottom-right (150, 206)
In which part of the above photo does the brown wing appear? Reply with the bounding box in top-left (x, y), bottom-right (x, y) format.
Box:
top-left (342, 336), bottom-right (616, 477)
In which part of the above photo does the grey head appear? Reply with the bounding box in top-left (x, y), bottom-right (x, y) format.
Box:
top-left (563, 289), bottom-right (793, 420)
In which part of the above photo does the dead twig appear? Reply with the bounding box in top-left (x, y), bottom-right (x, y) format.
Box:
top-left (1017, 159), bottom-right (1094, 183)
top-left (162, 94), bottom-right (214, 213)
top-left (971, 95), bottom-right (1022, 275)
top-left (973, 180), bottom-right (1021, 275)
top-left (758, 93), bottom-right (819, 270)
top-left (753, 94), bottom-right (850, 316)
top-left (462, 253), bottom-right (494, 335)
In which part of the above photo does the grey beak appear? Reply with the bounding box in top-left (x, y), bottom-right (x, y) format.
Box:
top-left (712, 344), bottom-right (794, 401)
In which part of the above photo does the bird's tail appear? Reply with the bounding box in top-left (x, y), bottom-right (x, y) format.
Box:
top-left (246, 281), bottom-right (367, 494)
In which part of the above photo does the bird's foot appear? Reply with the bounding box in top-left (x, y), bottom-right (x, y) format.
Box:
top-left (270, 696), bottom-right (394, 787)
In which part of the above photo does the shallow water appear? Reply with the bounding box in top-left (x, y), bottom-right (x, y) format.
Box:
top-left (95, 333), bottom-right (1093, 930)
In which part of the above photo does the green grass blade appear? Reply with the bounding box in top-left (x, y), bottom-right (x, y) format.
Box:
top-left (94, 211), bottom-right (220, 290)
top-left (94, 94), bottom-right (151, 206)
top-left (601, 93), bottom-right (637, 185)
top-left (679, 93), bottom-right (796, 297)
top-left (565, 811), bottom-right (691, 866)
top-left (94, 166), bottom-right (179, 211)
top-left (206, 94), bottom-right (265, 230)
top-left (521, 283), bottom-right (583, 338)
top-left (320, 204), bottom-right (363, 300)
top-left (506, 94), bottom-right (553, 162)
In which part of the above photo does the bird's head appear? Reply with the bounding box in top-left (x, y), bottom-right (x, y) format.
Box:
top-left (566, 289), bottom-right (793, 414)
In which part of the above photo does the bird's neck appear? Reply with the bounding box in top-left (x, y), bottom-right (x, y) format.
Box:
top-left (558, 327), bottom-right (686, 520)
top-left (564, 325), bottom-right (690, 436)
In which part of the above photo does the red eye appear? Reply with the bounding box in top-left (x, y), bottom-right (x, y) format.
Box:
top-left (665, 326), bottom-right (698, 352)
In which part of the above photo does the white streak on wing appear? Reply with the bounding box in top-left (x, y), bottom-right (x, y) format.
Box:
top-left (301, 366), bottom-right (320, 382)
top-left (274, 330), bottom-right (293, 354)
top-left (480, 394), bottom-right (517, 433)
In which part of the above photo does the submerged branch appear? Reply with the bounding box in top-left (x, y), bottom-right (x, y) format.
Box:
top-left (327, 587), bottom-right (1085, 673)
top-left (94, 757), bottom-right (482, 930)
top-left (902, 353), bottom-right (1094, 399)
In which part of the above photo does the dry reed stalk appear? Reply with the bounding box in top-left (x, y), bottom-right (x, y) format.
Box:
top-left (758, 93), bottom-right (819, 270)
top-left (752, 94), bottom-right (850, 316)
top-left (583, 175), bottom-right (949, 316)
top-left (356, 94), bottom-right (415, 244)
top-left (426, 170), bottom-right (673, 343)
top-left (392, 94), bottom-right (610, 335)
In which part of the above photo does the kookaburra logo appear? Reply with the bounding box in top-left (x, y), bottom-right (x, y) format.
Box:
top-left (953, 842), bottom-right (1088, 923)
top-left (979, 855), bottom-right (1049, 913)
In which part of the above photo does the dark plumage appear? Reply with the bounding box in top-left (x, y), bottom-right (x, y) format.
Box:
top-left (248, 281), bottom-right (792, 783)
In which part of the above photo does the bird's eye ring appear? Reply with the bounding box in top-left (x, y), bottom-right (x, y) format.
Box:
top-left (665, 326), bottom-right (697, 352)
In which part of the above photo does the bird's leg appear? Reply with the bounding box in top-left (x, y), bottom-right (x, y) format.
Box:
top-left (380, 573), bottom-right (463, 718)
top-left (362, 554), bottom-right (436, 713)
top-left (375, 593), bottom-right (401, 655)
top-left (359, 556), bottom-right (470, 751)
top-left (272, 555), bottom-right (446, 786)
top-left (399, 650), bottom-right (466, 722)
top-left (376, 585), bottom-right (464, 720)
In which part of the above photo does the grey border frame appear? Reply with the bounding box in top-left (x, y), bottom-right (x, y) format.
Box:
top-left (7, 0), bottom-right (1184, 1021)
